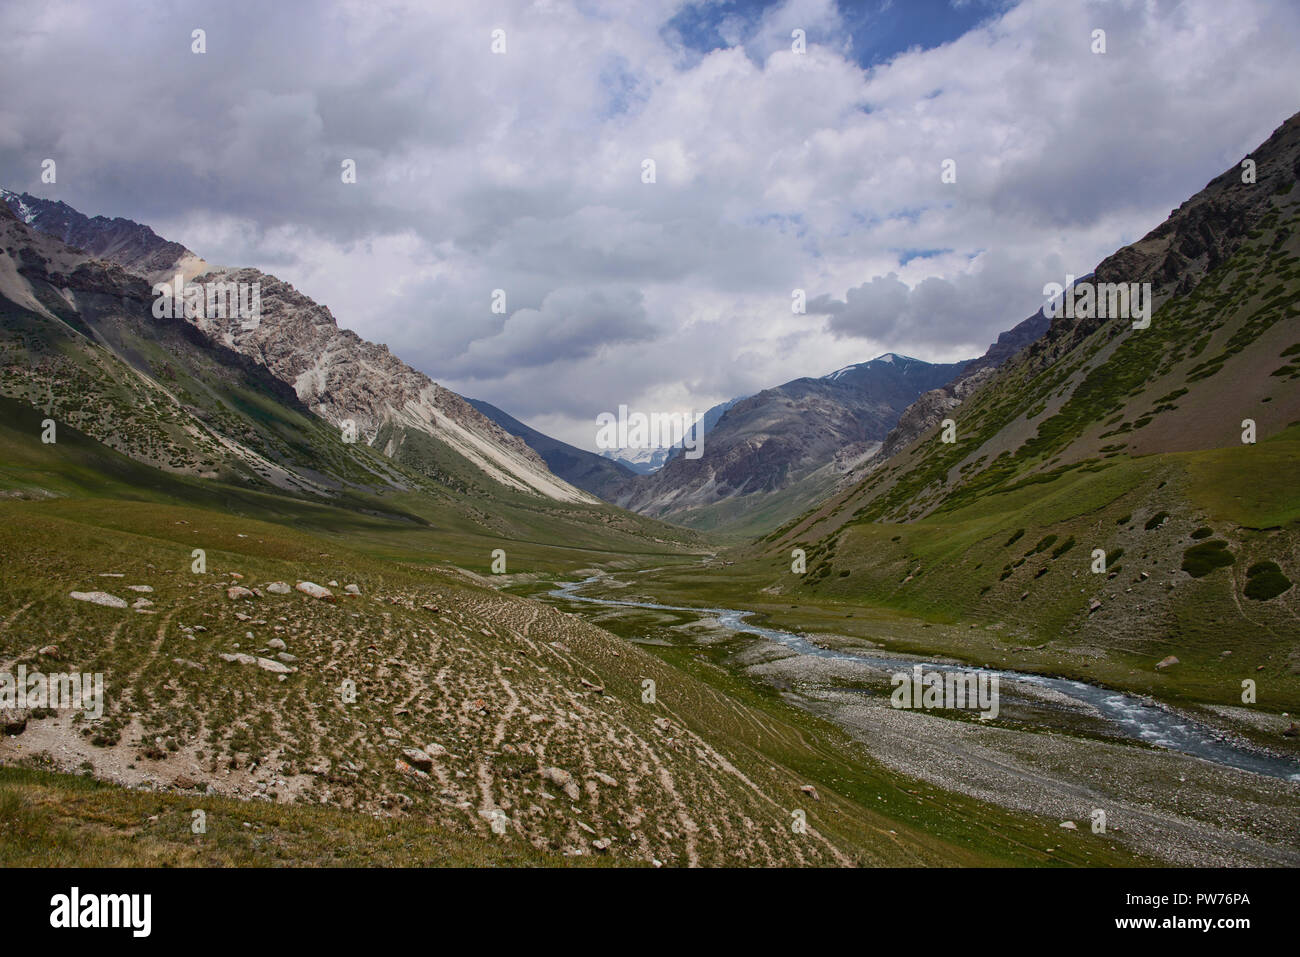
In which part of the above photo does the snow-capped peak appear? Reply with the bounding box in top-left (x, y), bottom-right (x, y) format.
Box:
top-left (0, 188), bottom-right (37, 225)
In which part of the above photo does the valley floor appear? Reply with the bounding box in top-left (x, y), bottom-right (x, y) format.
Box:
top-left (528, 567), bottom-right (1300, 867)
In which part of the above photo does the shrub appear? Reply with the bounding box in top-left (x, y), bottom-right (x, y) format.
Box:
top-left (1181, 540), bottom-right (1235, 578)
top-left (1145, 511), bottom-right (1169, 530)
top-left (1244, 561), bottom-right (1293, 601)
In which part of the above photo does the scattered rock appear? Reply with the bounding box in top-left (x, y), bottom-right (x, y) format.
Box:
top-left (127, 585), bottom-right (154, 593)
top-left (295, 581), bottom-right (334, 601)
top-left (344, 584), bottom-right (361, 595)
top-left (226, 586), bottom-right (255, 601)
top-left (1059, 820), bottom-right (1078, 830)
top-left (276, 652), bottom-right (298, 664)
top-left (267, 638), bottom-right (287, 651)
top-left (69, 591), bottom-right (127, 608)
top-left (256, 657), bottom-right (295, 674)
top-left (37, 644), bottom-right (59, 659)
top-left (540, 766), bottom-right (581, 800)
top-left (1155, 655), bottom-right (1180, 670)
top-left (800, 784), bottom-right (820, 801)
top-left (2, 708), bottom-right (30, 735)
top-left (1088, 599), bottom-right (1103, 614)
top-left (219, 652), bottom-right (295, 674)
top-left (265, 582), bottom-right (291, 594)
top-left (402, 748), bottom-right (434, 771)
top-left (132, 598), bottom-right (154, 609)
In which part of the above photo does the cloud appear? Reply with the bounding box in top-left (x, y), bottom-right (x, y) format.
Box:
top-left (0, 0), bottom-right (1297, 449)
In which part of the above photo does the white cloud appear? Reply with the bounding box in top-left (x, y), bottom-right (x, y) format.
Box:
top-left (0, 0), bottom-right (1297, 449)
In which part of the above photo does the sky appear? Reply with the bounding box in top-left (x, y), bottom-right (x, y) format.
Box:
top-left (1, 0), bottom-right (1298, 450)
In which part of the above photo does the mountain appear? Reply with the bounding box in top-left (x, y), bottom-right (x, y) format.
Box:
top-left (1, 189), bottom-right (209, 285)
top-left (0, 193), bottom-right (599, 507)
top-left (850, 308), bottom-right (1053, 471)
top-left (760, 111), bottom-right (1300, 677)
top-left (614, 353), bottom-right (968, 535)
top-left (600, 446), bottom-right (673, 475)
top-left (467, 397), bottom-right (636, 500)
top-left (662, 396), bottom-right (743, 466)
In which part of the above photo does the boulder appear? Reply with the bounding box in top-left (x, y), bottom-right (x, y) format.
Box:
top-left (541, 766), bottom-right (581, 801)
top-left (1, 708), bottom-right (30, 735)
top-left (69, 591), bottom-right (127, 608)
top-left (265, 582), bottom-right (291, 595)
top-left (255, 657), bottom-right (294, 674)
top-left (402, 748), bottom-right (434, 771)
top-left (295, 581), bottom-right (334, 601)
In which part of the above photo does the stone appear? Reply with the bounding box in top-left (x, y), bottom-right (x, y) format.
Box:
top-left (402, 748), bottom-right (434, 771)
top-left (1155, 655), bottom-right (1179, 670)
top-left (2, 708), bottom-right (30, 735)
top-left (226, 586), bottom-right (255, 600)
top-left (541, 766), bottom-right (580, 801)
top-left (69, 591), bottom-right (127, 608)
top-left (267, 638), bottom-right (287, 651)
top-left (265, 581), bottom-right (291, 594)
top-left (295, 581), bottom-right (334, 601)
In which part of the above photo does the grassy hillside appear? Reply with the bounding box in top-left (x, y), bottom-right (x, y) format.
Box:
top-left (0, 485), bottom-right (1149, 867)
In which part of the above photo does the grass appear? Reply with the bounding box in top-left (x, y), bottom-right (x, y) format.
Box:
top-left (0, 765), bottom-right (584, 867)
